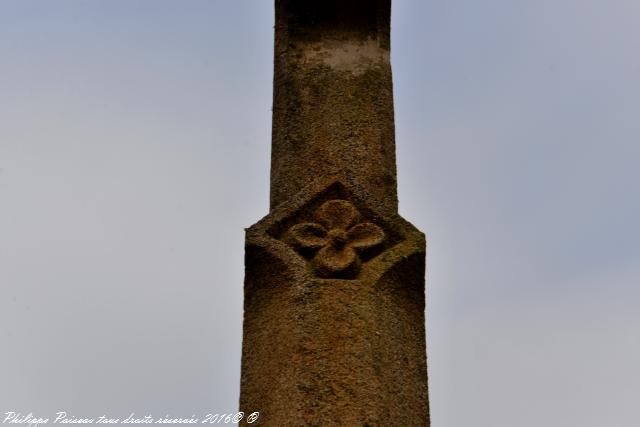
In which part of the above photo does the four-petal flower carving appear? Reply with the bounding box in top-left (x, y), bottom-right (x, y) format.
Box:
top-left (287, 200), bottom-right (384, 278)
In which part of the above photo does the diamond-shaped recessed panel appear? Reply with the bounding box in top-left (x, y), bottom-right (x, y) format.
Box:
top-left (266, 182), bottom-right (404, 279)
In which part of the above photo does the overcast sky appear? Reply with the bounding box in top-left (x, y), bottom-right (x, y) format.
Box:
top-left (1, 1), bottom-right (639, 426)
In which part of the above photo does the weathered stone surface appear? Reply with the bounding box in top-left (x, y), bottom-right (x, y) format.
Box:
top-left (270, 0), bottom-right (398, 217)
top-left (240, 1), bottom-right (429, 425)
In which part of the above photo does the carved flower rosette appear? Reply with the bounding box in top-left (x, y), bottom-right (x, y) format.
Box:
top-left (285, 200), bottom-right (384, 278)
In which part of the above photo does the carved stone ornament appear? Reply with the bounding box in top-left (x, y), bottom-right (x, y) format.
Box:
top-left (240, 0), bottom-right (430, 422)
top-left (242, 177), bottom-right (428, 424)
top-left (285, 199), bottom-right (385, 278)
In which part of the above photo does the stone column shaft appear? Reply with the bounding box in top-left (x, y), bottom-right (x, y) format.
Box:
top-left (270, 0), bottom-right (397, 216)
top-left (240, 2), bottom-right (430, 425)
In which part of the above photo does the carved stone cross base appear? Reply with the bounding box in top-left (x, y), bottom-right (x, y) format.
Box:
top-left (240, 178), bottom-right (429, 426)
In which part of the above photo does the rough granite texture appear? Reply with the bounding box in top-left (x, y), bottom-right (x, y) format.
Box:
top-left (239, 1), bottom-right (430, 425)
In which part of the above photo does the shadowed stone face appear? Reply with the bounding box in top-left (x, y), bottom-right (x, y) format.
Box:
top-left (239, 1), bottom-right (430, 425)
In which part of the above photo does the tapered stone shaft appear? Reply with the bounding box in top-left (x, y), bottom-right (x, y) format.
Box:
top-left (270, 0), bottom-right (398, 217)
top-left (240, 1), bottom-right (429, 425)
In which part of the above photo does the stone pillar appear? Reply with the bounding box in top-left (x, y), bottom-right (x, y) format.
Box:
top-left (240, 1), bottom-right (429, 425)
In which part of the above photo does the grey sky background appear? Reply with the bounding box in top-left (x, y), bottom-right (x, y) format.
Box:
top-left (1, 1), bottom-right (638, 426)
